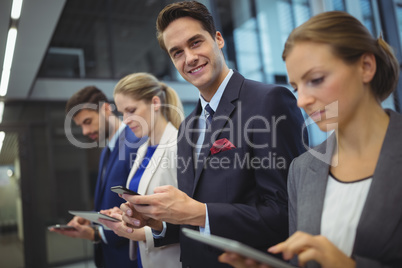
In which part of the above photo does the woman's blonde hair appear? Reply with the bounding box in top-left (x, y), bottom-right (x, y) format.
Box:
top-left (282, 11), bottom-right (399, 101)
top-left (113, 72), bottom-right (184, 129)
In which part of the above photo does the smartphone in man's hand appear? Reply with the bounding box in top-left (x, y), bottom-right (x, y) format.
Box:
top-left (110, 186), bottom-right (140, 195)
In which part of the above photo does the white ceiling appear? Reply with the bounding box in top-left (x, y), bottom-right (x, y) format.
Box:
top-left (0, 0), bottom-right (67, 100)
top-left (0, 0), bottom-right (198, 102)
top-left (0, 0), bottom-right (198, 167)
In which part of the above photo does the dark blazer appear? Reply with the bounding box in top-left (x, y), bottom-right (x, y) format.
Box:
top-left (288, 109), bottom-right (402, 268)
top-left (93, 125), bottom-right (143, 268)
top-left (156, 71), bottom-right (307, 268)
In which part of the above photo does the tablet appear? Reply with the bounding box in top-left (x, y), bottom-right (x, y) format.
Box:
top-left (182, 228), bottom-right (297, 268)
top-left (68, 210), bottom-right (120, 231)
top-left (48, 224), bottom-right (77, 231)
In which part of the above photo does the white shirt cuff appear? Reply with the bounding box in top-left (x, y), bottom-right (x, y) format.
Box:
top-left (199, 204), bottom-right (210, 235)
top-left (152, 221), bottom-right (167, 239)
top-left (98, 226), bottom-right (108, 244)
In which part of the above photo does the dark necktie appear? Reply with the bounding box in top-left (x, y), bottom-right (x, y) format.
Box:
top-left (205, 104), bottom-right (215, 126)
top-left (194, 104), bottom-right (215, 164)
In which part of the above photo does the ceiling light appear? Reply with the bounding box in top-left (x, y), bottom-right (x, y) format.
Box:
top-left (0, 28), bottom-right (18, 96)
top-left (0, 102), bottom-right (4, 124)
top-left (11, 0), bottom-right (23, 20)
top-left (0, 131), bottom-right (5, 153)
top-left (7, 169), bottom-right (14, 177)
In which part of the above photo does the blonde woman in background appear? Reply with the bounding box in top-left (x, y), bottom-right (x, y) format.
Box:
top-left (100, 72), bottom-right (183, 268)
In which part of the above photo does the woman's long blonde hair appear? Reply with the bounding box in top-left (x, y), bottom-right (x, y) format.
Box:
top-left (113, 72), bottom-right (184, 129)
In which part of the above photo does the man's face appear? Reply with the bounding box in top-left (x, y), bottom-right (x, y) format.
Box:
top-left (73, 109), bottom-right (108, 142)
top-left (163, 16), bottom-right (227, 94)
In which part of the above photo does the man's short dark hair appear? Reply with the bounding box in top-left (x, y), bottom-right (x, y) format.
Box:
top-left (156, 1), bottom-right (216, 52)
top-left (65, 86), bottom-right (108, 116)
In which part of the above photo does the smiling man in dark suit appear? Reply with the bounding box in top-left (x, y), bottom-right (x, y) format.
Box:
top-left (120, 1), bottom-right (307, 267)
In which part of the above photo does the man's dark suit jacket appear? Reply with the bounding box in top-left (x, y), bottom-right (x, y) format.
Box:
top-left (155, 71), bottom-right (307, 268)
top-left (93, 125), bottom-right (143, 268)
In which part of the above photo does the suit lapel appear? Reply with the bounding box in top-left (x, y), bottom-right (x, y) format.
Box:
top-left (177, 105), bottom-right (200, 196)
top-left (94, 146), bottom-right (108, 209)
top-left (192, 71), bottom-right (242, 195)
top-left (353, 110), bottom-right (402, 257)
top-left (103, 135), bottom-right (122, 185)
top-left (137, 123), bottom-right (175, 194)
top-left (298, 135), bottom-right (336, 235)
top-left (97, 129), bottom-right (125, 201)
top-left (97, 146), bottom-right (116, 199)
top-left (193, 97), bottom-right (236, 185)
top-left (299, 164), bottom-right (329, 235)
top-left (186, 103), bottom-right (201, 173)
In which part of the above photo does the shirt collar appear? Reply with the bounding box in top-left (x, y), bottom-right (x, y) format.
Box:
top-left (107, 122), bottom-right (126, 152)
top-left (199, 69), bottom-right (233, 114)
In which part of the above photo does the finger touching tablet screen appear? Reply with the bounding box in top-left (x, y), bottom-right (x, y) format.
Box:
top-left (181, 228), bottom-right (297, 268)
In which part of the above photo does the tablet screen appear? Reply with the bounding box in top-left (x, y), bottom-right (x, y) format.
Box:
top-left (182, 228), bottom-right (297, 268)
top-left (68, 210), bottom-right (120, 230)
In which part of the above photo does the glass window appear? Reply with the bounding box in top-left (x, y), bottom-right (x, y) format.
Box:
top-left (292, 0), bottom-right (311, 27)
top-left (277, 0), bottom-right (295, 48)
top-left (217, 0), bottom-right (311, 84)
top-left (396, 3), bottom-right (402, 48)
top-left (360, 0), bottom-right (376, 36)
top-left (332, 0), bottom-right (346, 11)
top-left (215, 0), bottom-right (264, 81)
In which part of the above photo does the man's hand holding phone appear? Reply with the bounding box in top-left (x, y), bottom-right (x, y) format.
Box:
top-left (49, 216), bottom-right (95, 241)
top-left (110, 186), bottom-right (140, 196)
top-left (121, 185), bottom-right (206, 227)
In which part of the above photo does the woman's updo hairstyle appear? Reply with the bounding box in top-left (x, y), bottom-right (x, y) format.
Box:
top-left (114, 72), bottom-right (184, 128)
top-left (282, 11), bottom-right (399, 101)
